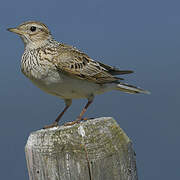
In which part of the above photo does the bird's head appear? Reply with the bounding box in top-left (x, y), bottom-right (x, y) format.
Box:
top-left (7, 21), bottom-right (52, 49)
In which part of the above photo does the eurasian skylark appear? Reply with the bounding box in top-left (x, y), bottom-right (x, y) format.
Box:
top-left (8, 21), bottom-right (149, 128)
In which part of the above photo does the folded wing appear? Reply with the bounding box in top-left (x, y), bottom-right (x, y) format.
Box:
top-left (54, 44), bottom-right (133, 84)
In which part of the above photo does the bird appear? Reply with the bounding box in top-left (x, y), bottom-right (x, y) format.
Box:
top-left (7, 21), bottom-right (150, 129)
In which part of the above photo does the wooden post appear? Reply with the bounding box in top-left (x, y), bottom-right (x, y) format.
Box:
top-left (25, 117), bottom-right (138, 180)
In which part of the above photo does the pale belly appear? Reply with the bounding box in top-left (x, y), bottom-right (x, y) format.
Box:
top-left (29, 71), bottom-right (113, 99)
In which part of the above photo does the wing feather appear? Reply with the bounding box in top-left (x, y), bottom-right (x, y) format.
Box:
top-left (47, 44), bottom-right (131, 84)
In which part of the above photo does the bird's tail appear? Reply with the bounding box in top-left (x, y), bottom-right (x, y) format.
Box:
top-left (115, 82), bottom-right (150, 94)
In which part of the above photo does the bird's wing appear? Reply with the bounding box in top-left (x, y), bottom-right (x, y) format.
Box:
top-left (50, 44), bottom-right (132, 84)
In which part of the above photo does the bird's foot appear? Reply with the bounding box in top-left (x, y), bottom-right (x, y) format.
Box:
top-left (81, 117), bottom-right (88, 121)
top-left (64, 119), bottom-right (81, 126)
top-left (43, 121), bottom-right (58, 129)
top-left (64, 117), bottom-right (94, 126)
top-left (81, 117), bottom-right (94, 121)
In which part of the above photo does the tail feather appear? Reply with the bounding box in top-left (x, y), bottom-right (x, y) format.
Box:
top-left (115, 83), bottom-right (150, 94)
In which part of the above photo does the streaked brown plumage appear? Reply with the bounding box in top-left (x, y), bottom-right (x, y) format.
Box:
top-left (8, 21), bottom-right (149, 128)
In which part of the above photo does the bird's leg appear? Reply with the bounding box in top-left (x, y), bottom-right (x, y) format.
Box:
top-left (44, 99), bottom-right (72, 129)
top-left (77, 100), bottom-right (93, 120)
top-left (64, 98), bottom-right (93, 126)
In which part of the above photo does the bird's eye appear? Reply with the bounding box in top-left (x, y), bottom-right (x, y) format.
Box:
top-left (30, 26), bottom-right (36, 32)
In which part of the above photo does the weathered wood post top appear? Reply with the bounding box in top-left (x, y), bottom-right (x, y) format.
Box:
top-left (25, 117), bottom-right (138, 180)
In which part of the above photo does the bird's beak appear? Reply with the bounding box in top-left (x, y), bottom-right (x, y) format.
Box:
top-left (7, 28), bottom-right (23, 35)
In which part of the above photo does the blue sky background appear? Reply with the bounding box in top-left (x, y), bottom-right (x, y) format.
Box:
top-left (0, 0), bottom-right (180, 179)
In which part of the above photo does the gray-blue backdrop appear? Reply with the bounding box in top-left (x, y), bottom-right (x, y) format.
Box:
top-left (0, 0), bottom-right (179, 179)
